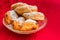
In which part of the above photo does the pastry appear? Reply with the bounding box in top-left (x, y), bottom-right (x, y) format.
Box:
top-left (23, 12), bottom-right (45, 20)
top-left (14, 5), bottom-right (38, 15)
top-left (11, 17), bottom-right (25, 30)
top-left (14, 5), bottom-right (31, 15)
top-left (12, 20), bottom-right (21, 30)
top-left (20, 19), bottom-right (38, 31)
top-left (11, 2), bottom-right (28, 9)
top-left (4, 10), bottom-right (18, 24)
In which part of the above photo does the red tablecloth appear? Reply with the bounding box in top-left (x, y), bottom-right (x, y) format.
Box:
top-left (0, 0), bottom-right (60, 40)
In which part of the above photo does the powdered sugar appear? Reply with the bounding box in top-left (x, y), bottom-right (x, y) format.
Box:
top-left (25, 19), bottom-right (37, 24)
top-left (9, 10), bottom-right (18, 20)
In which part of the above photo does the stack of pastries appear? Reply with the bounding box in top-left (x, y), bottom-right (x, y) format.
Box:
top-left (4, 2), bottom-right (45, 31)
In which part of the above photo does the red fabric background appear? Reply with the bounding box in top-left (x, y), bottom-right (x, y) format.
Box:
top-left (0, 0), bottom-right (60, 40)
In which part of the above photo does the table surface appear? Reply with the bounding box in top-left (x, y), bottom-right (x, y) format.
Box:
top-left (0, 0), bottom-right (60, 40)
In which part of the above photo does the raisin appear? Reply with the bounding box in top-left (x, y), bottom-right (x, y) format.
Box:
top-left (6, 14), bottom-right (8, 17)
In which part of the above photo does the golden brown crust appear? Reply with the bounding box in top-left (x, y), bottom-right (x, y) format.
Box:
top-left (29, 5), bottom-right (38, 12)
top-left (4, 12), bottom-right (11, 24)
top-left (11, 2), bottom-right (28, 9)
top-left (14, 6), bottom-right (31, 15)
top-left (20, 22), bottom-right (38, 31)
top-left (11, 20), bottom-right (21, 30)
top-left (23, 12), bottom-right (45, 20)
top-left (4, 10), bottom-right (18, 24)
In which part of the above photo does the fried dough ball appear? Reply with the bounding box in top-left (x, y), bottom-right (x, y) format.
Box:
top-left (11, 17), bottom-right (25, 30)
top-left (4, 10), bottom-right (18, 24)
top-left (20, 19), bottom-right (39, 31)
top-left (11, 2), bottom-right (28, 9)
top-left (23, 12), bottom-right (45, 20)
